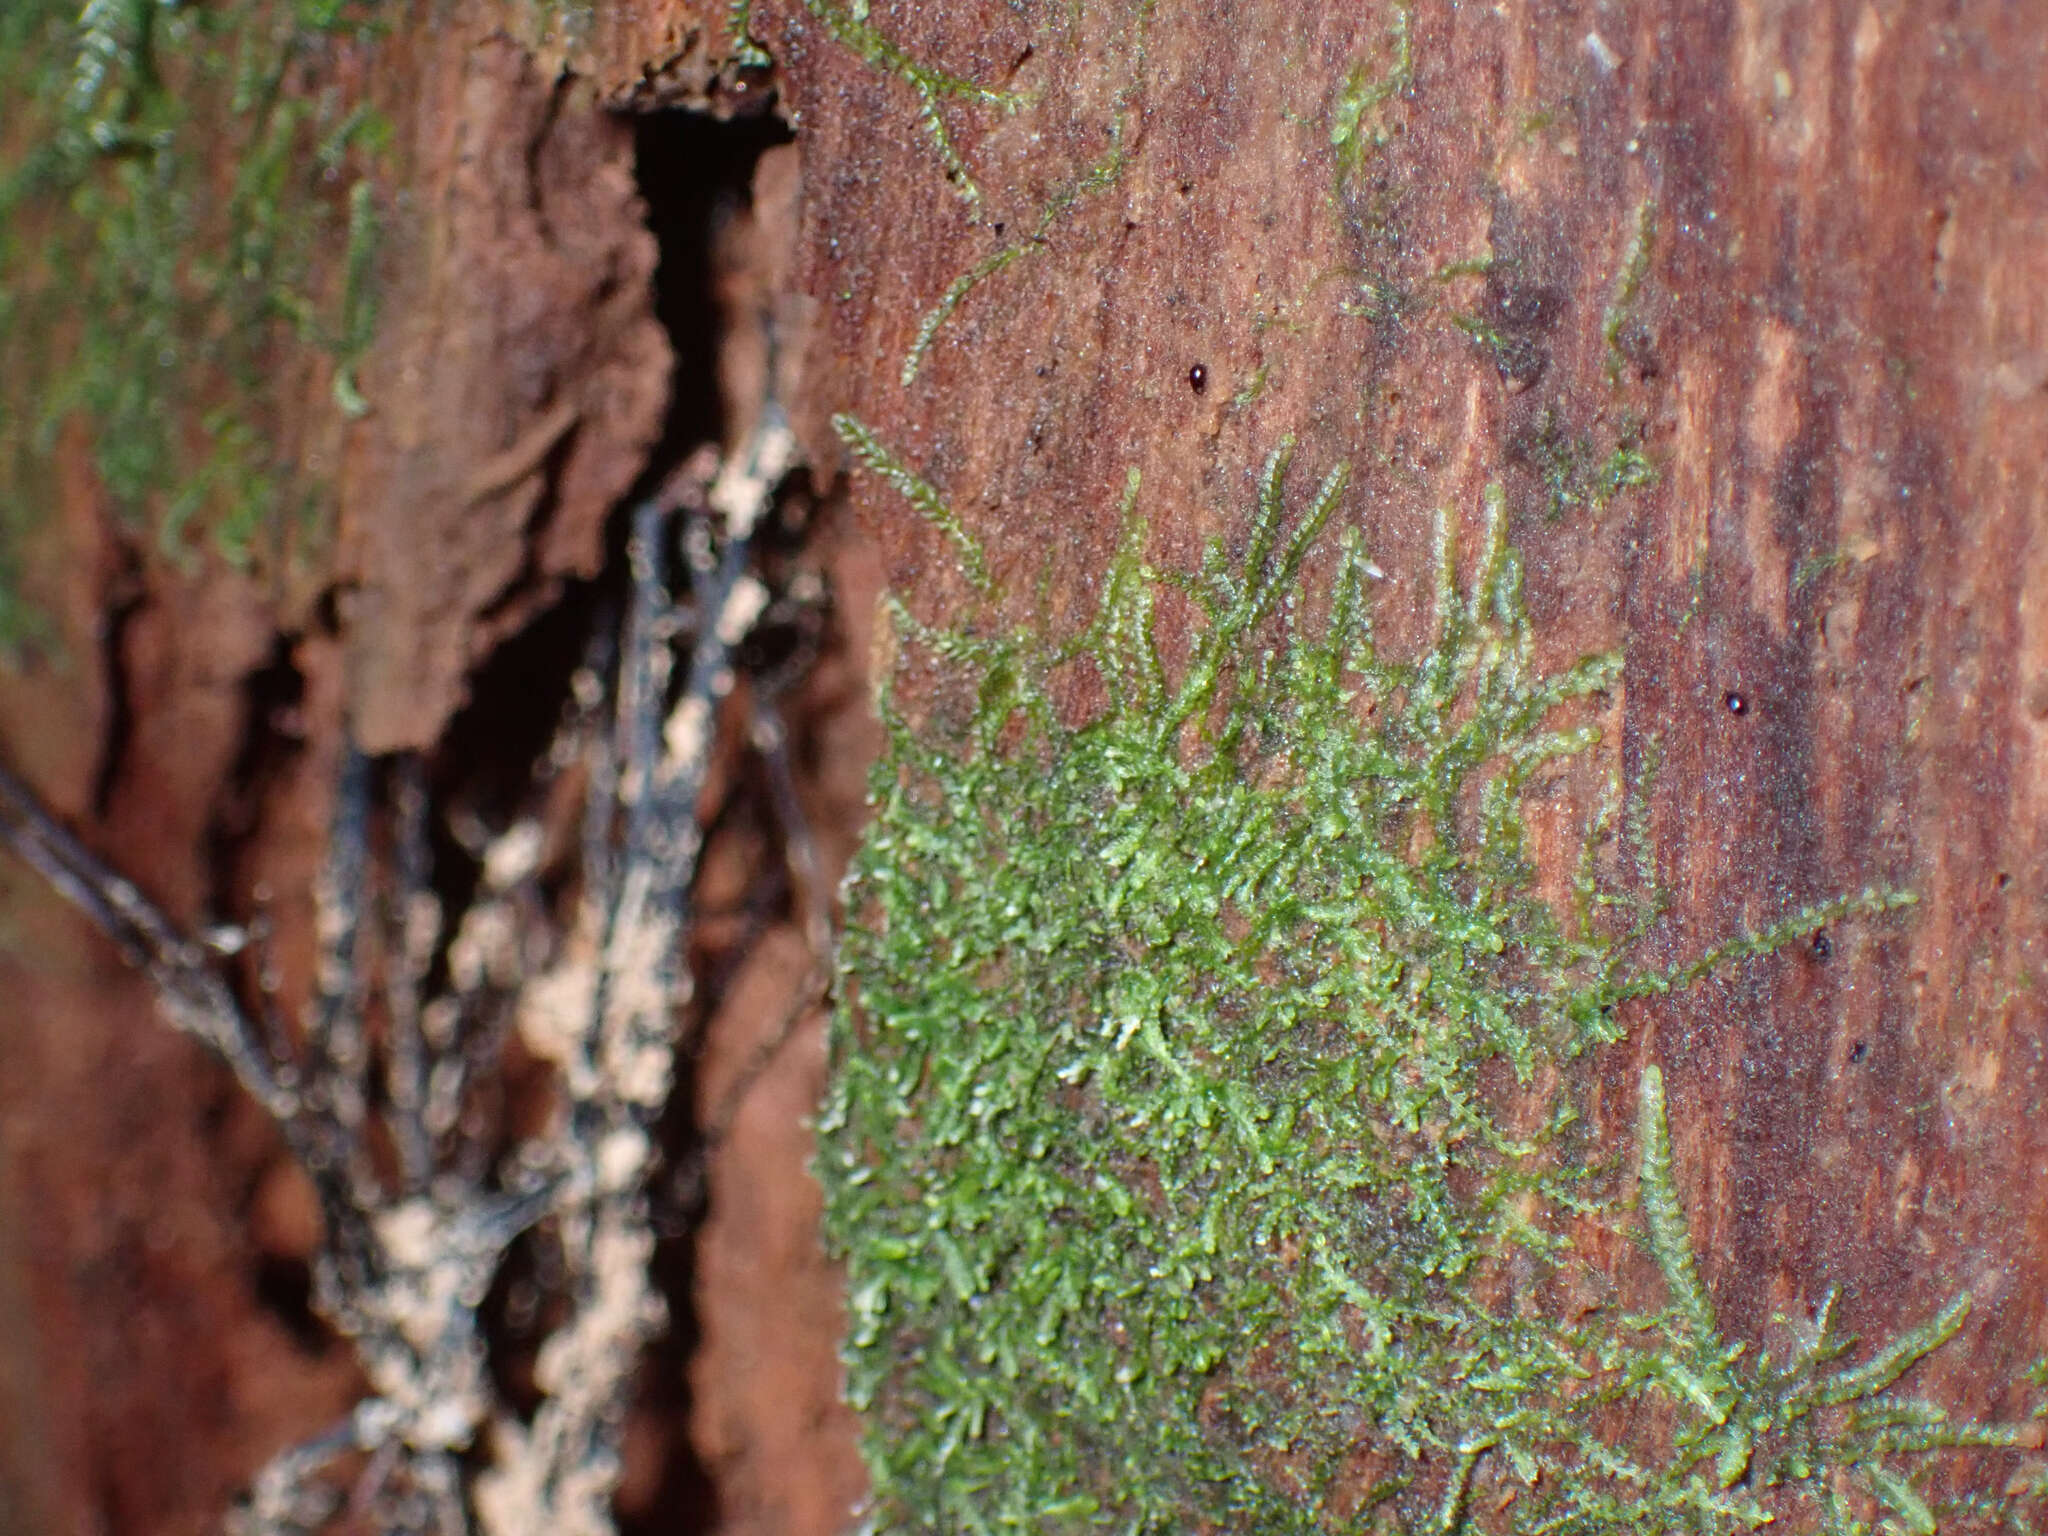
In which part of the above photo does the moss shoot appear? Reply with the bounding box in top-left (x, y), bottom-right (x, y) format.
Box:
top-left (818, 424), bottom-right (2041, 1533)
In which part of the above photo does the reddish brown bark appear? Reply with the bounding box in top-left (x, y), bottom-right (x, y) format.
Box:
top-left (3, 0), bottom-right (2044, 1531)
top-left (0, 3), bottom-right (743, 1528)
top-left (782, 0), bottom-right (2047, 1407)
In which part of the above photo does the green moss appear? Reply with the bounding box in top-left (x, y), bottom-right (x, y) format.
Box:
top-left (1449, 309), bottom-right (1523, 375)
top-left (1329, 5), bottom-right (1412, 197)
top-left (1602, 198), bottom-right (1657, 383)
top-left (1434, 257), bottom-right (1497, 283)
top-left (1793, 549), bottom-right (1851, 595)
top-left (819, 422), bottom-right (2040, 1533)
top-left (1515, 407), bottom-right (1657, 522)
top-left (800, 0), bottom-right (1152, 384)
top-left (0, 0), bottom-right (387, 648)
top-left (1326, 1), bottom-right (1414, 312)
top-left (1230, 360), bottom-right (1274, 410)
top-left (727, 0), bottom-right (771, 69)
top-left (800, 0), bottom-right (1029, 216)
top-left (518, 0), bottom-right (593, 52)
top-left (897, 94), bottom-right (1136, 386)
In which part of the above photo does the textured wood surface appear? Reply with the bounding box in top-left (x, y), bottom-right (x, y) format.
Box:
top-left (1, 0), bottom-right (2042, 1530)
top-left (778, 0), bottom-right (2048, 1503)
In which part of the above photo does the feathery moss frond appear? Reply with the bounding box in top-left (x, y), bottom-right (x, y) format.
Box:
top-left (821, 425), bottom-right (2037, 1533)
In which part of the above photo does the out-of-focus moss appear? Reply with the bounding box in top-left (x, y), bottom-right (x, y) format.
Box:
top-left (0, 0), bottom-right (388, 650)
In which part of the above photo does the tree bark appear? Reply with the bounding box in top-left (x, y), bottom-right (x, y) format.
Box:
top-left (784, 0), bottom-right (2048, 1479)
top-left (1, 0), bottom-right (2042, 1532)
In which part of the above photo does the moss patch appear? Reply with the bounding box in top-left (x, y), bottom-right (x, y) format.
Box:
top-left (819, 425), bottom-right (2041, 1533)
top-left (0, 0), bottom-right (387, 648)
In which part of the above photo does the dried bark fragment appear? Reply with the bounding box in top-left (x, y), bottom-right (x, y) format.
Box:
top-left (341, 36), bottom-right (671, 753)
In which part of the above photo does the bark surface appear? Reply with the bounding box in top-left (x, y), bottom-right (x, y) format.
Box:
top-left (782, 0), bottom-right (2048, 1481)
top-left (1, 0), bottom-right (2042, 1531)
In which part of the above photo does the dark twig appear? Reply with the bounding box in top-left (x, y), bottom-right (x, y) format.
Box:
top-left (0, 761), bottom-right (296, 1122)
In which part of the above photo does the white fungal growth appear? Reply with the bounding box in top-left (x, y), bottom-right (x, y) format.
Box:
top-left (0, 397), bottom-right (822, 1536)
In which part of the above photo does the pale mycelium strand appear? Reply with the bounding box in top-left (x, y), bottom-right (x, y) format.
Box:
top-left (0, 397), bottom-right (808, 1536)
